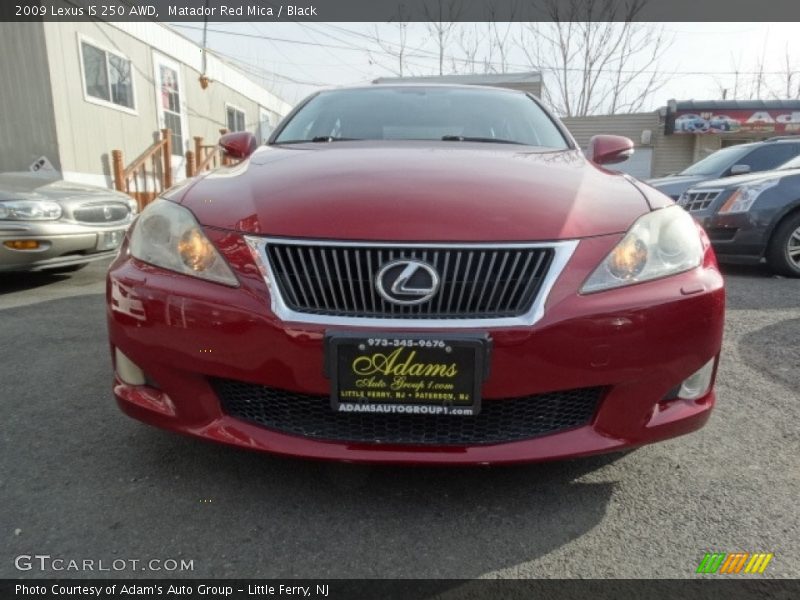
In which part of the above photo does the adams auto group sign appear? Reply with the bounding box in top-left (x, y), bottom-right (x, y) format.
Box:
top-left (668, 110), bottom-right (800, 135)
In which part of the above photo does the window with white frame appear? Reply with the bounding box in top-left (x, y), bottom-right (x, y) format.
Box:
top-left (226, 106), bottom-right (246, 132)
top-left (80, 40), bottom-right (135, 110)
top-left (158, 63), bottom-right (185, 156)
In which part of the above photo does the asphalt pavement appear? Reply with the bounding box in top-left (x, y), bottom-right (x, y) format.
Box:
top-left (1, 259), bottom-right (798, 579)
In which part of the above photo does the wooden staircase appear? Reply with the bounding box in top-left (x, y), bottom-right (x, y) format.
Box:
top-left (112, 129), bottom-right (171, 212)
top-left (112, 128), bottom-right (232, 211)
top-left (186, 129), bottom-right (234, 178)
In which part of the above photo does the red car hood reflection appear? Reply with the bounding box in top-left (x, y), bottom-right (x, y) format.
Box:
top-left (180, 142), bottom-right (649, 241)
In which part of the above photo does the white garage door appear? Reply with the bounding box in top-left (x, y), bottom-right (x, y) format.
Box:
top-left (613, 147), bottom-right (653, 180)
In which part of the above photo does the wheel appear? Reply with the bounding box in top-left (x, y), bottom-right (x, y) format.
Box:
top-left (766, 212), bottom-right (800, 277)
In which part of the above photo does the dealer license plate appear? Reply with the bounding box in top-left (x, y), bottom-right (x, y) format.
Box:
top-left (325, 333), bottom-right (490, 416)
top-left (96, 229), bottom-right (125, 251)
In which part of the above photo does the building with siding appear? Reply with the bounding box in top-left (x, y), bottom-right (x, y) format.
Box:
top-left (0, 21), bottom-right (291, 188)
top-left (562, 112), bottom-right (694, 180)
top-left (563, 100), bottom-right (800, 179)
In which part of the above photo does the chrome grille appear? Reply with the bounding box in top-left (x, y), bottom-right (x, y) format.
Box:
top-left (73, 202), bottom-right (130, 224)
top-left (263, 242), bottom-right (555, 319)
top-left (678, 190), bottom-right (721, 212)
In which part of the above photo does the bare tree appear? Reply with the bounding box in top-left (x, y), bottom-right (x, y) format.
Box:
top-left (368, 4), bottom-right (413, 77)
top-left (777, 45), bottom-right (799, 99)
top-left (455, 24), bottom-right (481, 74)
top-left (518, 0), bottom-right (671, 116)
top-left (487, 22), bottom-right (516, 73)
top-left (453, 19), bottom-right (519, 75)
top-left (722, 53), bottom-right (744, 100)
top-left (751, 53), bottom-right (767, 100)
top-left (423, 0), bottom-right (463, 75)
top-left (717, 46), bottom-right (799, 101)
top-left (484, 2), bottom-right (519, 74)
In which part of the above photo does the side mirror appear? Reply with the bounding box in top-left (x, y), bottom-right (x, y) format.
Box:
top-left (729, 164), bottom-right (751, 176)
top-left (219, 131), bottom-right (257, 159)
top-left (588, 135), bottom-right (635, 165)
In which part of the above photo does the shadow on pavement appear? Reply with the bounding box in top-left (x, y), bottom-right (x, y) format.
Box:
top-left (722, 264), bottom-right (800, 310)
top-left (0, 270), bottom-right (71, 294)
top-left (738, 317), bottom-right (800, 393)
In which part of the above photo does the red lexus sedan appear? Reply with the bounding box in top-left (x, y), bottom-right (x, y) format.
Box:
top-left (107, 85), bottom-right (724, 465)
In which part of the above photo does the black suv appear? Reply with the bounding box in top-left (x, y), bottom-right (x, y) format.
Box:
top-left (678, 152), bottom-right (800, 277)
top-left (647, 137), bottom-right (800, 199)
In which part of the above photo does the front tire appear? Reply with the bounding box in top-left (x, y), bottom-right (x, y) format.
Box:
top-left (766, 212), bottom-right (800, 277)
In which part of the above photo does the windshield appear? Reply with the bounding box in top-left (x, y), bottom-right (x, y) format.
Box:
top-left (778, 155), bottom-right (800, 170)
top-left (680, 145), bottom-right (752, 176)
top-left (273, 87), bottom-right (570, 149)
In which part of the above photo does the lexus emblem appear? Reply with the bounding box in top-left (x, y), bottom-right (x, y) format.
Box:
top-left (376, 259), bottom-right (440, 305)
top-left (103, 206), bottom-right (113, 221)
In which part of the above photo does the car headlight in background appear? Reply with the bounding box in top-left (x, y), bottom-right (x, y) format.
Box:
top-left (718, 179), bottom-right (779, 214)
top-left (581, 205), bottom-right (703, 293)
top-left (0, 200), bottom-right (62, 220)
top-left (129, 199), bottom-right (238, 286)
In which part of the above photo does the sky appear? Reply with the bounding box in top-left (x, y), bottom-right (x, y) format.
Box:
top-left (170, 22), bottom-right (800, 112)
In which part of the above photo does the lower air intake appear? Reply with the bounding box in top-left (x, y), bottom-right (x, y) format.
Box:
top-left (213, 379), bottom-right (604, 446)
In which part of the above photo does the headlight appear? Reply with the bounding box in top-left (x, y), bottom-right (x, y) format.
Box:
top-left (581, 205), bottom-right (703, 293)
top-left (0, 200), bottom-right (62, 220)
top-left (718, 179), bottom-right (779, 214)
top-left (129, 199), bottom-right (238, 286)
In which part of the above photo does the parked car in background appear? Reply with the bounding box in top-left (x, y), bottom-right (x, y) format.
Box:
top-left (708, 115), bottom-right (741, 133)
top-left (647, 137), bottom-right (800, 199)
top-left (678, 154), bottom-right (800, 276)
top-left (674, 114), bottom-right (710, 133)
top-left (107, 84), bottom-right (724, 465)
top-left (0, 173), bottom-right (136, 272)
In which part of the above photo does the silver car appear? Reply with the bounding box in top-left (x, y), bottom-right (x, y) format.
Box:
top-left (0, 173), bottom-right (136, 272)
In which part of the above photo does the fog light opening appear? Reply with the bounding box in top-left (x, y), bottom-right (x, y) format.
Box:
top-left (678, 358), bottom-right (716, 400)
top-left (115, 348), bottom-right (146, 386)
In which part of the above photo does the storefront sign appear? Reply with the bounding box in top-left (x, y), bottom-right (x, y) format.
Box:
top-left (668, 110), bottom-right (800, 135)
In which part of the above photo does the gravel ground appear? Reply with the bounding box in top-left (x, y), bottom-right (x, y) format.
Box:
top-left (1, 260), bottom-right (797, 579)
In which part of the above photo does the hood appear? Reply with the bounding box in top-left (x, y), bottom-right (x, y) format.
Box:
top-left (689, 169), bottom-right (799, 191)
top-left (180, 142), bottom-right (650, 242)
top-left (645, 174), bottom-right (706, 196)
top-left (0, 173), bottom-right (131, 204)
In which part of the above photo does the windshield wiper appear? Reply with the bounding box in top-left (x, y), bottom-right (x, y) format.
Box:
top-left (441, 135), bottom-right (525, 145)
top-left (310, 136), bottom-right (362, 142)
top-left (274, 137), bottom-right (363, 145)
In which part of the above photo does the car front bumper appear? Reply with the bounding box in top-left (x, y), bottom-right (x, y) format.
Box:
top-left (107, 231), bottom-right (725, 465)
top-left (691, 201), bottom-right (774, 264)
top-left (0, 221), bottom-right (129, 271)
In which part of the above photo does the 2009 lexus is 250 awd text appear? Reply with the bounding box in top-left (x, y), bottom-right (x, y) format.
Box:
top-left (107, 85), bottom-right (724, 464)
